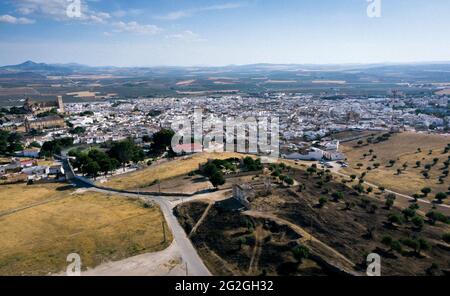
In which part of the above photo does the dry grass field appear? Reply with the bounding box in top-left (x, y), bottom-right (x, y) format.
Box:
top-left (0, 184), bottom-right (171, 275)
top-left (341, 132), bottom-right (450, 202)
top-left (0, 183), bottom-right (68, 213)
top-left (102, 152), bottom-right (247, 190)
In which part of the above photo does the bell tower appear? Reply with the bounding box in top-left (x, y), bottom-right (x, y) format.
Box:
top-left (57, 96), bottom-right (65, 113)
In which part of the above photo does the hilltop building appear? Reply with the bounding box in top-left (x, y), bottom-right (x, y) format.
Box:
top-left (23, 96), bottom-right (65, 115)
top-left (24, 115), bottom-right (65, 132)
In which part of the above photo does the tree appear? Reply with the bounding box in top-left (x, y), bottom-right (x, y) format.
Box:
top-left (29, 141), bottom-right (41, 148)
top-left (331, 191), bottom-right (344, 202)
top-left (108, 139), bottom-right (143, 168)
top-left (292, 245), bottom-right (309, 262)
top-left (386, 193), bottom-right (396, 201)
top-left (345, 201), bottom-right (355, 210)
top-left (0, 130), bottom-right (8, 154)
top-left (402, 208), bottom-right (416, 221)
top-left (415, 161), bottom-right (421, 168)
top-left (318, 196), bottom-right (328, 208)
top-left (0, 132), bottom-right (24, 153)
top-left (69, 126), bottom-right (86, 135)
top-left (421, 187), bottom-right (432, 197)
top-left (418, 239), bottom-right (431, 254)
top-left (284, 176), bottom-right (294, 186)
top-left (388, 160), bottom-right (396, 167)
top-left (142, 135), bottom-right (152, 143)
top-left (209, 171), bottom-right (225, 188)
top-left (388, 213), bottom-right (403, 226)
top-left (89, 149), bottom-right (118, 176)
top-left (442, 233), bottom-right (450, 244)
top-left (381, 236), bottom-right (402, 253)
top-left (435, 192), bottom-right (447, 203)
top-left (152, 129), bottom-right (175, 153)
top-left (426, 211), bottom-right (450, 225)
top-left (350, 174), bottom-right (357, 181)
top-left (385, 198), bottom-right (394, 210)
top-left (381, 235), bottom-right (393, 247)
top-left (82, 160), bottom-right (100, 179)
top-left (412, 216), bottom-right (424, 230)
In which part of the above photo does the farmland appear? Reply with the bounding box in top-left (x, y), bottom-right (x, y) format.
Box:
top-left (341, 132), bottom-right (450, 203)
top-left (175, 162), bottom-right (450, 276)
top-left (0, 184), bottom-right (171, 275)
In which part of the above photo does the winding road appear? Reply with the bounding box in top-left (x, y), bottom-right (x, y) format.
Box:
top-left (60, 157), bottom-right (211, 276)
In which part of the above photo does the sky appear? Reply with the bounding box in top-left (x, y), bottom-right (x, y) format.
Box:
top-left (0, 0), bottom-right (449, 67)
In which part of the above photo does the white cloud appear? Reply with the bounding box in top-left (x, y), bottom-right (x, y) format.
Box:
top-left (112, 21), bottom-right (162, 35)
top-left (12, 0), bottom-right (110, 23)
top-left (0, 14), bottom-right (35, 24)
top-left (166, 30), bottom-right (206, 42)
top-left (156, 2), bottom-right (247, 20)
top-left (111, 9), bottom-right (143, 18)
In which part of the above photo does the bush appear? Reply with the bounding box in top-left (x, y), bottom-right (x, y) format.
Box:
top-left (411, 216), bottom-right (424, 230)
top-left (385, 198), bottom-right (394, 209)
top-left (292, 245), bottom-right (310, 261)
top-left (426, 211), bottom-right (450, 224)
top-left (435, 192), bottom-right (447, 203)
top-left (318, 197), bottom-right (328, 207)
top-left (442, 233), bottom-right (450, 244)
top-left (284, 176), bottom-right (294, 186)
top-left (388, 213), bottom-right (403, 225)
top-left (331, 191), bottom-right (344, 202)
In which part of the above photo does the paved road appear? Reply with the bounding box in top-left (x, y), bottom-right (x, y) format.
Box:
top-left (59, 156), bottom-right (211, 276)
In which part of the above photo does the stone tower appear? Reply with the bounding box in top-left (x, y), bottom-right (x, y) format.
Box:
top-left (57, 96), bottom-right (65, 113)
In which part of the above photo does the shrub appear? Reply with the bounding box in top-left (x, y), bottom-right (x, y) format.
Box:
top-left (435, 192), bottom-right (447, 203)
top-left (421, 187), bottom-right (432, 196)
top-left (412, 216), bottom-right (424, 230)
top-left (318, 197), bottom-right (328, 207)
top-left (331, 191), bottom-right (344, 202)
top-left (426, 211), bottom-right (450, 224)
top-left (388, 213), bottom-right (403, 226)
top-left (292, 245), bottom-right (310, 261)
top-left (442, 233), bottom-right (450, 244)
top-left (385, 198), bottom-right (394, 209)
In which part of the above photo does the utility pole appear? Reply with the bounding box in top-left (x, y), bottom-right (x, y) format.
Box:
top-left (162, 221), bottom-right (166, 243)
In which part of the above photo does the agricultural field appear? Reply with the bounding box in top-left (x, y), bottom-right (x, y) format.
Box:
top-left (341, 132), bottom-right (450, 203)
top-left (175, 163), bottom-right (450, 276)
top-left (102, 152), bottom-right (246, 190)
top-left (0, 184), bottom-right (171, 275)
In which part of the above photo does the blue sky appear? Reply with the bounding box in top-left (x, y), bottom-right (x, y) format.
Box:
top-left (0, 0), bottom-right (449, 66)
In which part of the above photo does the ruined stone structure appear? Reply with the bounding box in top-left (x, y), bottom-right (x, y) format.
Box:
top-left (24, 115), bottom-right (65, 132)
top-left (23, 96), bottom-right (65, 115)
top-left (232, 184), bottom-right (255, 209)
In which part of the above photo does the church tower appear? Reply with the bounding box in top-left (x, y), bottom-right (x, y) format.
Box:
top-left (57, 96), bottom-right (65, 113)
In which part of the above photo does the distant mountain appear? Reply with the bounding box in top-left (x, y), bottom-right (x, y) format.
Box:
top-left (2, 60), bottom-right (450, 82)
top-left (0, 61), bottom-right (94, 74)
